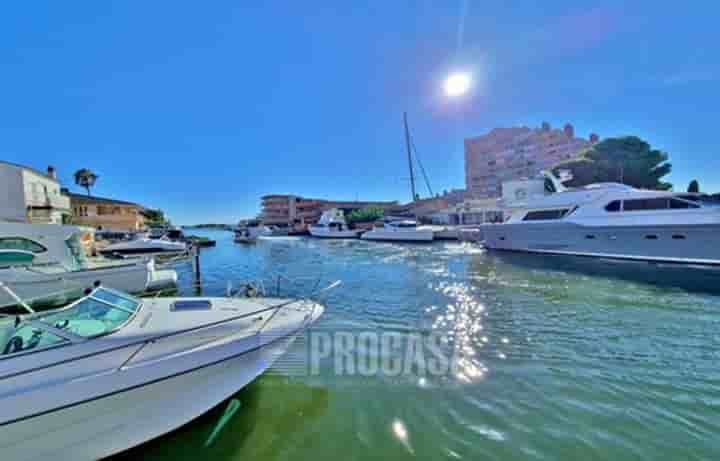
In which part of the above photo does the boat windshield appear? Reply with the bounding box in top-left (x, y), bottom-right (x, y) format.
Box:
top-left (40, 288), bottom-right (140, 336)
top-left (0, 288), bottom-right (141, 356)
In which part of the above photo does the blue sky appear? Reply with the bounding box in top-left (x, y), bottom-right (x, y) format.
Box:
top-left (2, 1), bottom-right (718, 224)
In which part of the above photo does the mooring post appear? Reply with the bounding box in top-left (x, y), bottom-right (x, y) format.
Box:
top-left (192, 244), bottom-right (201, 289)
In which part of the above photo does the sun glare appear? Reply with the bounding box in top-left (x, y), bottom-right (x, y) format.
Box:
top-left (444, 72), bottom-right (471, 97)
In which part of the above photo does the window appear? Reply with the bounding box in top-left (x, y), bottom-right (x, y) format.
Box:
top-left (522, 209), bottom-right (570, 221)
top-left (0, 251), bottom-right (35, 266)
top-left (623, 198), bottom-right (669, 211)
top-left (672, 234), bottom-right (686, 240)
top-left (585, 235), bottom-right (596, 239)
top-left (605, 201), bottom-right (621, 212)
top-left (0, 238), bottom-right (47, 253)
top-left (669, 199), bottom-right (699, 209)
top-left (645, 235), bottom-right (659, 240)
top-left (1, 324), bottom-right (67, 355)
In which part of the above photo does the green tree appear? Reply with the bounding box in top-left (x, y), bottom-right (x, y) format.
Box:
top-left (552, 136), bottom-right (672, 190)
top-left (687, 179), bottom-right (700, 193)
top-left (142, 208), bottom-right (170, 226)
top-left (73, 168), bottom-right (99, 196)
top-left (346, 207), bottom-right (385, 226)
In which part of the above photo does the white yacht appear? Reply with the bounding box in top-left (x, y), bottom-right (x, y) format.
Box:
top-left (100, 233), bottom-right (187, 257)
top-left (234, 228), bottom-right (256, 243)
top-left (361, 219), bottom-right (434, 242)
top-left (0, 223), bottom-right (177, 309)
top-left (234, 220), bottom-right (269, 243)
top-left (309, 209), bottom-right (361, 239)
top-left (481, 173), bottom-right (720, 265)
top-left (0, 282), bottom-right (329, 460)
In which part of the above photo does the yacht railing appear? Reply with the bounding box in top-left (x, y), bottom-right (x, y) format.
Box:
top-left (0, 282), bottom-right (36, 314)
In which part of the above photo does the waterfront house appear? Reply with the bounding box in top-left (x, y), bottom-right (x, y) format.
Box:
top-left (65, 192), bottom-right (146, 231)
top-left (0, 161), bottom-right (71, 224)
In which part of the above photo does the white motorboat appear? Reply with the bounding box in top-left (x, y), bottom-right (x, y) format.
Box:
top-left (481, 171), bottom-right (720, 265)
top-left (0, 281), bottom-right (331, 460)
top-left (361, 219), bottom-right (434, 242)
top-left (309, 209), bottom-right (361, 239)
top-left (0, 223), bottom-right (177, 309)
top-left (234, 228), bottom-right (257, 243)
top-left (100, 234), bottom-right (187, 257)
top-left (234, 220), bottom-right (269, 243)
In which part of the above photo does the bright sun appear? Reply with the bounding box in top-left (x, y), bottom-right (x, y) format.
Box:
top-left (444, 72), bottom-right (472, 97)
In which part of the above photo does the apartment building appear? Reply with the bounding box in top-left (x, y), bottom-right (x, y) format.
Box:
top-left (0, 161), bottom-right (71, 224)
top-left (260, 195), bottom-right (397, 227)
top-left (66, 192), bottom-right (146, 231)
top-left (465, 122), bottom-right (599, 198)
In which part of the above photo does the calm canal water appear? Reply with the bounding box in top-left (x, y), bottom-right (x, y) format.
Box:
top-left (115, 230), bottom-right (720, 460)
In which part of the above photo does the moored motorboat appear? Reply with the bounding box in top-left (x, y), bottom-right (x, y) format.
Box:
top-left (0, 281), bottom-right (332, 460)
top-left (100, 234), bottom-right (187, 257)
top-left (234, 228), bottom-right (257, 243)
top-left (0, 223), bottom-right (177, 309)
top-left (309, 209), bottom-right (361, 239)
top-left (233, 220), bottom-right (269, 243)
top-left (481, 171), bottom-right (720, 265)
top-left (361, 219), bottom-right (434, 242)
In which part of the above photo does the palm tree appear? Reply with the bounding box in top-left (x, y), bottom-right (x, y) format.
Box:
top-left (73, 168), bottom-right (99, 196)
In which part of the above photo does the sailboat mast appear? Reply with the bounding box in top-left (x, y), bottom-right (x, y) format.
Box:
top-left (404, 112), bottom-right (417, 202)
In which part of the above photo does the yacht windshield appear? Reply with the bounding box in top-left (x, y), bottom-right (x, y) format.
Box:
top-left (36, 289), bottom-right (140, 338)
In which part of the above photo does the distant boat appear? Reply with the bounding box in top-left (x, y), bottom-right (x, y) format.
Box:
top-left (309, 209), bottom-right (361, 239)
top-left (361, 219), bottom-right (434, 242)
top-left (233, 220), bottom-right (269, 243)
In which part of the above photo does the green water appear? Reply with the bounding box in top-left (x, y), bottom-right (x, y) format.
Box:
top-left (114, 231), bottom-right (720, 460)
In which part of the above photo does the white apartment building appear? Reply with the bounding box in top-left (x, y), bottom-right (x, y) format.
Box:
top-left (0, 161), bottom-right (71, 224)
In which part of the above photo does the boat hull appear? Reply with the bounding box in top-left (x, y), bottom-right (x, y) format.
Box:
top-left (0, 263), bottom-right (154, 309)
top-left (481, 222), bottom-right (720, 265)
top-left (0, 334), bottom-right (296, 461)
top-left (361, 230), bottom-right (434, 242)
top-left (309, 228), bottom-right (360, 239)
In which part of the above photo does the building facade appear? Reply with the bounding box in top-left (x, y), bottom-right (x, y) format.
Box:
top-left (0, 161), bottom-right (71, 224)
top-left (66, 193), bottom-right (146, 231)
top-left (465, 122), bottom-right (599, 198)
top-left (260, 195), bottom-right (397, 227)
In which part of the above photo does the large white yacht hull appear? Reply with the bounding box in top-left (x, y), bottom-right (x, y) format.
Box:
top-left (0, 295), bottom-right (321, 461)
top-left (309, 227), bottom-right (361, 239)
top-left (361, 229), bottom-right (434, 242)
top-left (101, 239), bottom-right (187, 256)
top-left (481, 222), bottom-right (720, 265)
top-left (0, 334), bottom-right (296, 461)
top-left (0, 262), bottom-right (169, 309)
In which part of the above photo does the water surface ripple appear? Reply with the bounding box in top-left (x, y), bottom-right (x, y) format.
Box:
top-left (115, 231), bottom-right (720, 461)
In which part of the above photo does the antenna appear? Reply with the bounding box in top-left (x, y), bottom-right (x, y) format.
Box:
top-left (410, 136), bottom-right (434, 197)
top-left (404, 112), bottom-right (417, 202)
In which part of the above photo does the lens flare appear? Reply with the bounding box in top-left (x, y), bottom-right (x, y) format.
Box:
top-left (444, 72), bottom-right (471, 97)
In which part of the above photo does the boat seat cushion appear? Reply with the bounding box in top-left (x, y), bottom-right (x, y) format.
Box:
top-left (65, 320), bottom-right (109, 337)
